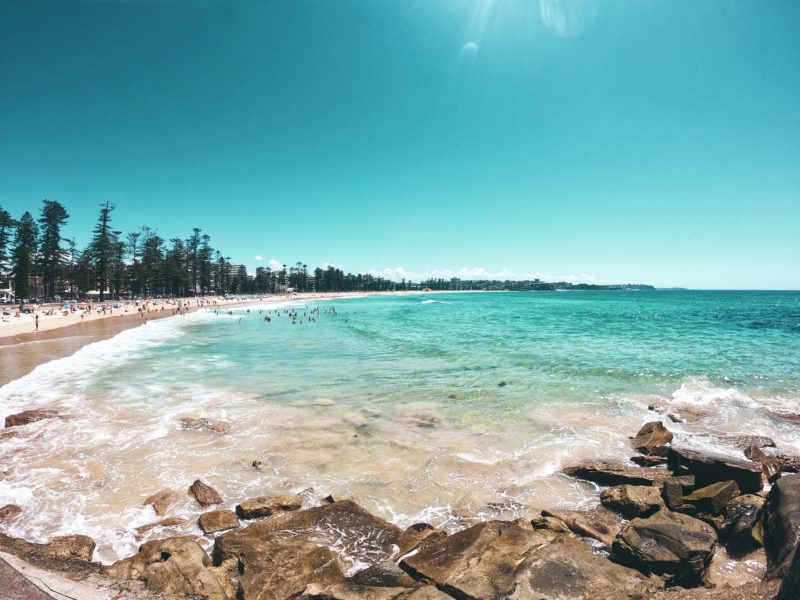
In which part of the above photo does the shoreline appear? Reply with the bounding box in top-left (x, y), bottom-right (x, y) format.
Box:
top-left (0, 290), bottom-right (469, 387)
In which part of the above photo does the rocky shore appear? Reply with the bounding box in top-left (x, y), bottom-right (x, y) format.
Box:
top-left (1, 413), bottom-right (799, 599)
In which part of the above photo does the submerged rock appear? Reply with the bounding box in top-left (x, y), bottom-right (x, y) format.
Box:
top-left (632, 421), bottom-right (673, 457)
top-left (106, 535), bottom-right (233, 600)
top-left (717, 435), bottom-right (776, 450)
top-left (189, 479), bottom-right (223, 507)
top-left (667, 446), bottom-right (762, 494)
top-left (4, 409), bottom-right (59, 428)
top-left (199, 510), bottom-right (240, 534)
top-left (563, 460), bottom-right (668, 487)
top-left (143, 488), bottom-right (182, 516)
top-left (179, 417), bottom-right (231, 433)
top-left (235, 494), bottom-right (302, 520)
top-left (612, 510), bottom-right (717, 587)
top-left (0, 504), bottom-right (22, 523)
top-left (763, 473), bottom-right (800, 580)
top-left (134, 517), bottom-right (190, 539)
top-left (601, 484), bottom-right (666, 518)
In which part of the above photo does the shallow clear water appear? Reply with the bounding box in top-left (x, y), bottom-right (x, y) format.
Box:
top-left (1, 290), bottom-right (799, 563)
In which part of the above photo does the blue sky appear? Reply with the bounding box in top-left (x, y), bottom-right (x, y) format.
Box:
top-left (1, 0), bottom-right (798, 289)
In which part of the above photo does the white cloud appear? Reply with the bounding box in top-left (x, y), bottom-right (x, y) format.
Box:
top-left (268, 259), bottom-right (284, 270)
top-left (253, 255), bottom-right (264, 262)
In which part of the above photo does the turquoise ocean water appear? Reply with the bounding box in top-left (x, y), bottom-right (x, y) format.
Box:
top-left (1, 290), bottom-right (799, 563)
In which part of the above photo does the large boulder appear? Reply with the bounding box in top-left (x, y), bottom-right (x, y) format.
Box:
top-left (564, 460), bottom-right (668, 487)
top-left (189, 479), bottom-right (223, 507)
top-left (683, 481), bottom-right (740, 516)
top-left (215, 500), bottom-right (404, 598)
top-left (235, 495), bottom-right (302, 520)
top-left (509, 535), bottom-right (660, 600)
top-left (399, 521), bottom-right (552, 600)
top-left (721, 494), bottom-right (764, 554)
top-left (632, 421), bottom-right (673, 457)
top-left (667, 447), bottom-right (762, 494)
top-left (776, 544), bottom-right (800, 600)
top-left (106, 535), bottom-right (233, 599)
top-left (218, 534), bottom-right (344, 599)
top-left (539, 507), bottom-right (622, 547)
top-left (4, 409), bottom-right (59, 428)
top-left (763, 473), bottom-right (800, 580)
top-left (601, 485), bottom-right (666, 518)
top-left (612, 510), bottom-right (717, 587)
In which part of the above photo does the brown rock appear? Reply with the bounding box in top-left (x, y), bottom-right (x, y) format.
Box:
top-left (649, 580), bottom-right (780, 600)
top-left (721, 494), bottom-right (764, 554)
top-left (348, 561), bottom-right (421, 589)
top-left (215, 500), bottom-right (404, 592)
top-left (600, 484), bottom-right (666, 518)
top-left (143, 488), bottom-right (181, 516)
top-left (135, 517), bottom-right (189, 539)
top-left (662, 479), bottom-right (685, 510)
top-left (402, 587), bottom-right (453, 600)
top-left (509, 535), bottom-right (660, 600)
top-left (199, 510), bottom-right (240, 534)
top-left (668, 446), bottom-right (762, 494)
top-left (4, 409), bottom-right (59, 428)
top-left (776, 542), bottom-right (800, 600)
top-left (612, 510), bottom-right (718, 587)
top-left (744, 444), bottom-right (782, 482)
top-left (767, 410), bottom-right (800, 424)
top-left (630, 455), bottom-right (668, 467)
top-left (179, 417), bottom-right (231, 433)
top-left (632, 421), bottom-right (673, 457)
top-left (235, 494), bottom-right (302, 520)
top-left (0, 504), bottom-right (22, 522)
top-left (106, 535), bottom-right (232, 600)
top-left (399, 521), bottom-right (552, 600)
top-left (683, 480), bottom-right (741, 516)
top-left (717, 435), bottom-right (776, 449)
top-left (189, 479), bottom-right (223, 507)
top-left (39, 535), bottom-right (96, 561)
top-left (540, 507), bottom-right (622, 547)
top-left (302, 582), bottom-right (409, 600)
top-left (396, 522), bottom-right (445, 555)
top-left (763, 473), bottom-right (800, 580)
top-left (563, 460), bottom-right (669, 487)
top-left (0, 533), bottom-right (98, 577)
top-left (216, 534), bottom-right (343, 600)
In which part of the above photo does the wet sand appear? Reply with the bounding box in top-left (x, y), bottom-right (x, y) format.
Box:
top-left (0, 309), bottom-right (187, 387)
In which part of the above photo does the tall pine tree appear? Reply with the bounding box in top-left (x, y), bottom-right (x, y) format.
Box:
top-left (12, 212), bottom-right (39, 301)
top-left (38, 199), bottom-right (70, 299)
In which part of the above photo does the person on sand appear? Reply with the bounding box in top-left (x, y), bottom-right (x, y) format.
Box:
top-left (35, 314), bottom-right (39, 331)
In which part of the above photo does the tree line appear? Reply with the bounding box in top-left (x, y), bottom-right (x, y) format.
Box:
top-left (0, 200), bottom-right (413, 302)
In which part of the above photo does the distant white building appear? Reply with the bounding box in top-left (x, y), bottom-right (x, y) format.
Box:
top-left (0, 277), bottom-right (13, 302)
